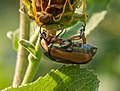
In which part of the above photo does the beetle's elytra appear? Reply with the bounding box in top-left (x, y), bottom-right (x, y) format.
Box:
top-left (49, 42), bottom-right (97, 64)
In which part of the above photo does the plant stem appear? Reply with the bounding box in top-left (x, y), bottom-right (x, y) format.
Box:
top-left (22, 32), bottom-right (43, 84)
top-left (22, 55), bottom-right (42, 84)
top-left (12, 0), bottom-right (30, 87)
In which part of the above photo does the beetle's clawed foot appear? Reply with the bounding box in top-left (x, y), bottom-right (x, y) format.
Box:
top-left (79, 25), bottom-right (85, 38)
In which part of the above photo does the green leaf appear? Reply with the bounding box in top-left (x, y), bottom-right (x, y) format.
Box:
top-left (4, 65), bottom-right (99, 91)
top-left (7, 22), bottom-right (37, 51)
top-left (7, 28), bottom-right (19, 51)
top-left (12, 29), bottom-right (19, 51)
top-left (85, 10), bottom-right (107, 35)
top-left (87, 0), bottom-right (110, 16)
top-left (19, 39), bottom-right (36, 58)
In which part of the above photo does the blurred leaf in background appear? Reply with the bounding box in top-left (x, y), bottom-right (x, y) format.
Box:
top-left (0, 0), bottom-right (120, 91)
top-left (0, 0), bottom-right (19, 90)
top-left (87, 0), bottom-right (120, 91)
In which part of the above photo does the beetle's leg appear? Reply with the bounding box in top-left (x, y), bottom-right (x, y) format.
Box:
top-left (59, 39), bottom-right (72, 49)
top-left (68, 25), bottom-right (85, 40)
top-left (39, 26), bottom-right (42, 35)
top-left (68, 25), bottom-right (86, 43)
top-left (81, 35), bottom-right (86, 44)
top-left (80, 25), bottom-right (85, 38)
top-left (56, 26), bottom-right (67, 39)
top-left (39, 26), bottom-right (43, 39)
top-left (39, 25), bottom-right (46, 40)
top-left (59, 29), bottom-right (67, 38)
top-left (80, 25), bottom-right (86, 44)
top-left (68, 35), bottom-right (80, 40)
top-left (56, 24), bottom-right (64, 38)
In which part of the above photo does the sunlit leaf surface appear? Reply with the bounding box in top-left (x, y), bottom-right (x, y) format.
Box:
top-left (4, 65), bottom-right (99, 91)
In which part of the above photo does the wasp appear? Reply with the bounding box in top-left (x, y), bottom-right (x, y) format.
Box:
top-left (40, 26), bottom-right (97, 64)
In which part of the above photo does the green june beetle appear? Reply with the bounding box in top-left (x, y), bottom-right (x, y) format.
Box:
top-left (40, 27), bottom-right (97, 64)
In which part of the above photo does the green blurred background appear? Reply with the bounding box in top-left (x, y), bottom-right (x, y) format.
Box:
top-left (0, 0), bottom-right (120, 91)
